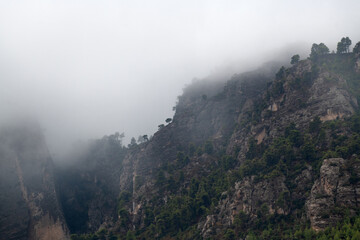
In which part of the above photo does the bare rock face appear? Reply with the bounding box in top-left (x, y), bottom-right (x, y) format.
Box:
top-left (231, 175), bottom-right (290, 217)
top-left (199, 175), bottom-right (290, 238)
top-left (0, 122), bottom-right (69, 240)
top-left (226, 59), bottom-right (357, 163)
top-left (306, 158), bottom-right (360, 231)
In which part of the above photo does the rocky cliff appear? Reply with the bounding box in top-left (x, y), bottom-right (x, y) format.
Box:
top-left (0, 121), bottom-right (69, 240)
top-left (2, 44), bottom-right (360, 240)
top-left (306, 157), bottom-right (360, 231)
top-left (116, 53), bottom-right (360, 239)
top-left (56, 134), bottom-right (127, 234)
top-left (16, 52), bottom-right (360, 239)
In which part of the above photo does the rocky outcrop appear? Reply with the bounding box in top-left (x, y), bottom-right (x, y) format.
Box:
top-left (227, 59), bottom-right (357, 162)
top-left (199, 175), bottom-right (290, 238)
top-left (113, 56), bottom-right (360, 238)
top-left (0, 122), bottom-right (69, 240)
top-left (306, 158), bottom-right (360, 231)
top-left (116, 68), bottom-right (277, 226)
top-left (197, 57), bottom-right (360, 238)
top-left (51, 54), bottom-right (360, 238)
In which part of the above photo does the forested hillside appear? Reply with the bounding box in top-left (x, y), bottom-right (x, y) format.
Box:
top-left (64, 40), bottom-right (360, 239)
top-left (2, 39), bottom-right (360, 240)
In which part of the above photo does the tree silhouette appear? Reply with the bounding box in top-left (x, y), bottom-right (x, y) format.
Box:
top-left (291, 54), bottom-right (300, 64)
top-left (353, 41), bottom-right (360, 54)
top-left (137, 135), bottom-right (148, 143)
top-left (310, 43), bottom-right (329, 59)
top-left (128, 137), bottom-right (137, 148)
top-left (337, 37), bottom-right (352, 53)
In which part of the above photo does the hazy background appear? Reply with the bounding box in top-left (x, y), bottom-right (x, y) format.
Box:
top-left (1, 0), bottom-right (360, 160)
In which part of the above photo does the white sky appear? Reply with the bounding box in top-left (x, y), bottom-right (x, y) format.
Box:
top-left (1, 0), bottom-right (360, 159)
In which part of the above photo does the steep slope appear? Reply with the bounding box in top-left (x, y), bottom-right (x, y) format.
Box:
top-left (60, 63), bottom-right (278, 237)
top-left (306, 157), bottom-right (360, 231)
top-left (197, 54), bottom-right (360, 239)
top-left (118, 64), bottom-right (277, 225)
top-left (0, 121), bottom-right (69, 240)
top-left (120, 54), bottom-right (360, 239)
top-left (67, 52), bottom-right (360, 239)
top-left (56, 133), bottom-right (127, 234)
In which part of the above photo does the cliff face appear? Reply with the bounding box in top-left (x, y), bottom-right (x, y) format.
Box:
top-left (199, 175), bottom-right (291, 238)
top-left (116, 54), bottom-right (360, 238)
top-left (118, 65), bottom-right (276, 224)
top-left (0, 122), bottom-right (69, 240)
top-left (56, 135), bottom-right (127, 234)
top-left (306, 158), bottom-right (360, 231)
top-left (196, 55), bottom-right (360, 238)
top-left (2, 51), bottom-right (360, 239)
top-left (227, 58), bottom-right (356, 161)
top-left (48, 53), bottom-right (360, 238)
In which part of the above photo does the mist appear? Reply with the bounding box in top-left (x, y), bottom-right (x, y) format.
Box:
top-left (1, 0), bottom-right (360, 160)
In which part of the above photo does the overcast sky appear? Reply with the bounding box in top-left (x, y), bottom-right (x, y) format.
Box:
top-left (1, 0), bottom-right (360, 159)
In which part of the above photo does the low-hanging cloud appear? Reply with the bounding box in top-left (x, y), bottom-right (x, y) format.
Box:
top-left (1, 0), bottom-right (360, 160)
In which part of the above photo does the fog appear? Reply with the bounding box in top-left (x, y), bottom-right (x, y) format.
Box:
top-left (1, 0), bottom-right (360, 160)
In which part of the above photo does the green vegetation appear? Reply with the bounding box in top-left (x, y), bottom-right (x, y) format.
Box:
top-left (256, 215), bottom-right (360, 240)
top-left (291, 54), bottom-right (300, 65)
top-left (70, 215), bottom-right (360, 240)
top-left (241, 112), bottom-right (360, 180)
top-left (337, 36), bottom-right (352, 54)
top-left (70, 228), bottom-right (119, 240)
top-left (310, 43), bottom-right (329, 59)
top-left (136, 154), bottom-right (235, 239)
top-left (93, 113), bottom-right (360, 239)
top-left (69, 42), bottom-right (360, 240)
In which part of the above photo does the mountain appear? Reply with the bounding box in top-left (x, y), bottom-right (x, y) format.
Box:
top-left (63, 50), bottom-right (360, 239)
top-left (0, 121), bottom-right (69, 240)
top-left (2, 44), bottom-right (360, 240)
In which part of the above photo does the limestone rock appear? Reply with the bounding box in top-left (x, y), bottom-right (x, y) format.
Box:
top-left (306, 158), bottom-right (360, 231)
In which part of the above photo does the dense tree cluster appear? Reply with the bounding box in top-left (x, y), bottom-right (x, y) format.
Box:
top-left (307, 37), bottom-right (360, 60)
top-left (290, 54), bottom-right (300, 65)
top-left (337, 37), bottom-right (352, 54)
top-left (310, 43), bottom-right (329, 59)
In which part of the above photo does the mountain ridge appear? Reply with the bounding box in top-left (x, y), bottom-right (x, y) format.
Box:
top-left (63, 50), bottom-right (360, 239)
top-left (2, 44), bottom-right (360, 239)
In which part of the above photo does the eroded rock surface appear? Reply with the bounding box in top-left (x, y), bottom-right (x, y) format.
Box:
top-left (199, 176), bottom-right (290, 239)
top-left (306, 158), bottom-right (360, 231)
